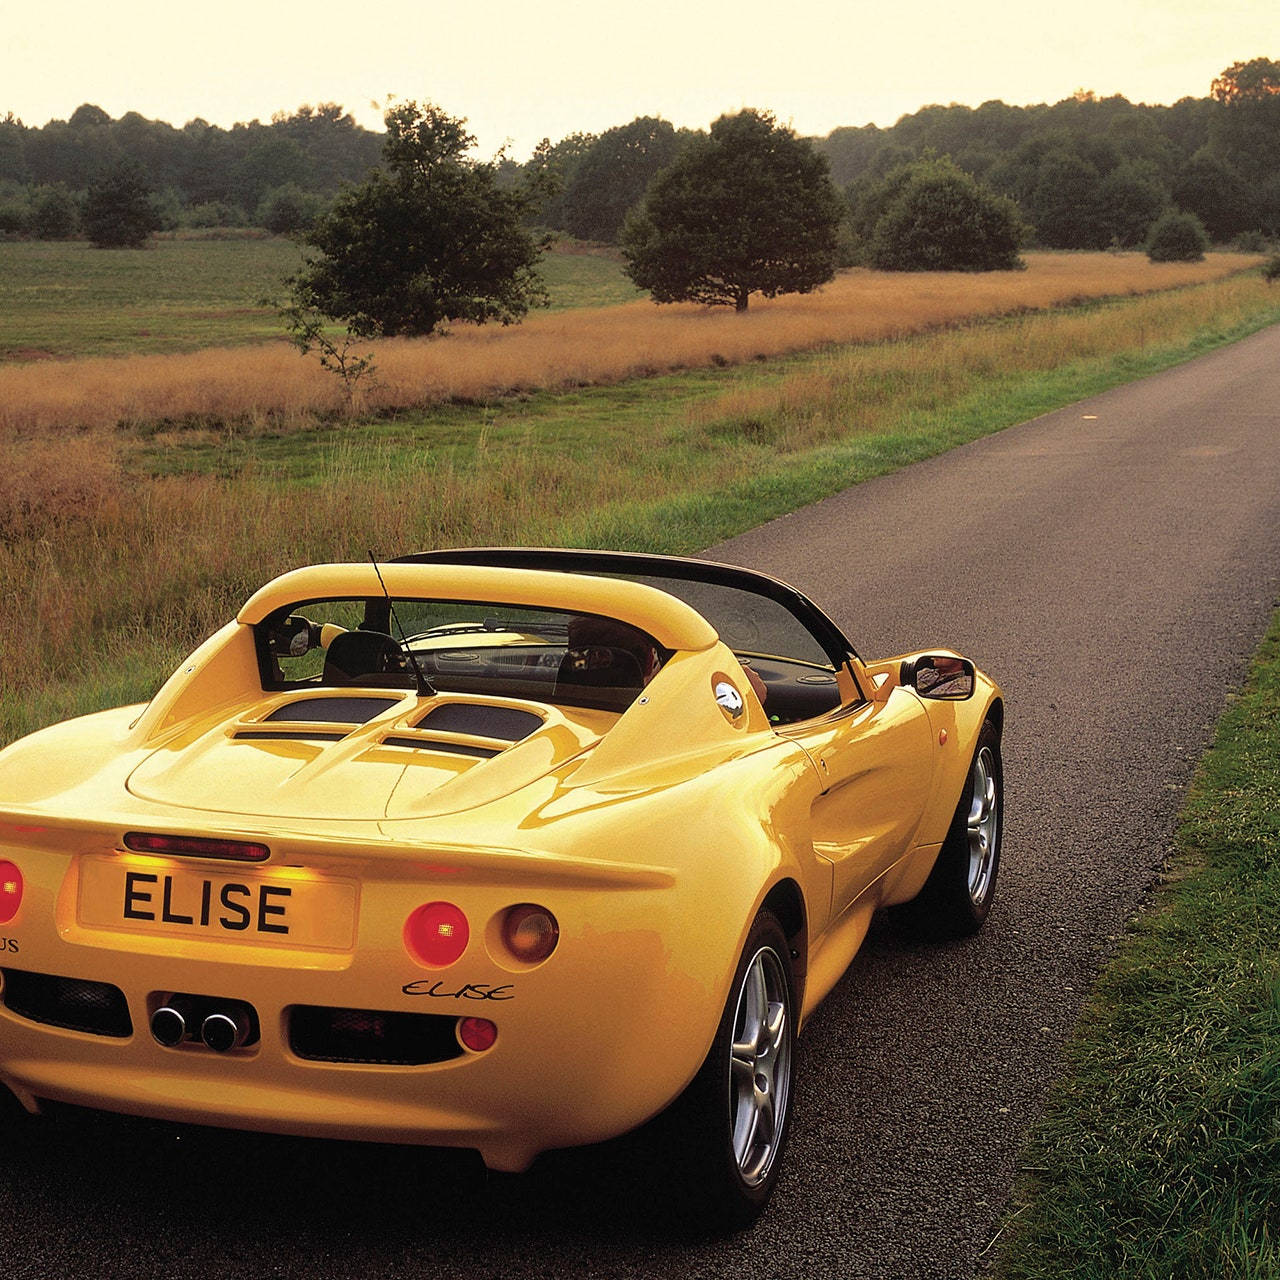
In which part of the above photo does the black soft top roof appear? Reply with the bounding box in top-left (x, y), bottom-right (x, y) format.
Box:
top-left (392, 547), bottom-right (859, 666)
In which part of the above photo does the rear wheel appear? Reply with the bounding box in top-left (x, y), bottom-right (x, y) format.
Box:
top-left (897, 718), bottom-right (1002, 938)
top-left (660, 909), bottom-right (796, 1231)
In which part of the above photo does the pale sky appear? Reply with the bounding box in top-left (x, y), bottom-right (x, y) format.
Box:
top-left (5, 0), bottom-right (1278, 159)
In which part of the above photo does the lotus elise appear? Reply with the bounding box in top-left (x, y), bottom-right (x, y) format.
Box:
top-left (0, 548), bottom-right (1003, 1227)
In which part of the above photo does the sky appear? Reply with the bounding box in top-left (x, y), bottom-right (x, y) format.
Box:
top-left (5, 0), bottom-right (1279, 159)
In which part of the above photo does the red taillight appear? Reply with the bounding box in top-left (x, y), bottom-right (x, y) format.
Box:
top-left (123, 832), bottom-right (270, 862)
top-left (501, 904), bottom-right (559, 964)
top-left (404, 901), bottom-right (469, 967)
top-left (458, 1017), bottom-right (498, 1052)
top-left (0, 861), bottom-right (22, 924)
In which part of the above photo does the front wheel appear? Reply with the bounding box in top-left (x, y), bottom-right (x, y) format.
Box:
top-left (897, 717), bottom-right (1003, 939)
top-left (657, 909), bottom-right (796, 1231)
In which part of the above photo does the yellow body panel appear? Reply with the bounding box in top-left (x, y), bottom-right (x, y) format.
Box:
top-left (0, 558), bottom-right (1001, 1171)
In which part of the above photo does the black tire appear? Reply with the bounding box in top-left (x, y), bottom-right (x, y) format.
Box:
top-left (656, 909), bottom-right (797, 1232)
top-left (896, 717), bottom-right (1002, 939)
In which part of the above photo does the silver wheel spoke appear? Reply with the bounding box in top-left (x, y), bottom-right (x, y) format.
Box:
top-left (966, 747), bottom-right (1000, 904)
top-left (728, 945), bottom-right (792, 1189)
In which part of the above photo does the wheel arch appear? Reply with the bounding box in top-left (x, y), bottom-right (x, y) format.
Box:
top-left (759, 877), bottom-right (808, 1009)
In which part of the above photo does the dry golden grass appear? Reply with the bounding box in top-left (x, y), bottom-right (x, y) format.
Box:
top-left (5, 268), bottom-right (1278, 749)
top-left (0, 252), bottom-right (1260, 436)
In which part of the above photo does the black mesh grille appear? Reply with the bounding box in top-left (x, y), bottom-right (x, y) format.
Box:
top-left (265, 697), bottom-right (398, 724)
top-left (2, 969), bottom-right (132, 1038)
top-left (415, 704), bottom-right (543, 741)
top-left (288, 1004), bottom-right (464, 1065)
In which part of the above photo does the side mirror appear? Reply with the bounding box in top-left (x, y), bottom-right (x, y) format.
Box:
top-left (902, 654), bottom-right (975, 701)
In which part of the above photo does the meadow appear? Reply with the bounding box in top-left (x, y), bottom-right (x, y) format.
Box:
top-left (3, 252), bottom-right (1279, 746)
top-left (0, 236), bottom-right (641, 363)
top-left (0, 249), bottom-right (1259, 435)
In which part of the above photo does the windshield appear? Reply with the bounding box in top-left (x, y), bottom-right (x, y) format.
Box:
top-left (257, 597), bottom-right (665, 713)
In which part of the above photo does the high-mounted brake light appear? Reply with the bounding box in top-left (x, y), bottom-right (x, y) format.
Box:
top-left (0, 861), bottom-right (22, 924)
top-left (501, 904), bottom-right (559, 964)
top-left (404, 901), bottom-right (470, 968)
top-left (123, 832), bottom-right (270, 863)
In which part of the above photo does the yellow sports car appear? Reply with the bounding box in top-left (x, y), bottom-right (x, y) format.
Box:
top-left (0, 549), bottom-right (1003, 1228)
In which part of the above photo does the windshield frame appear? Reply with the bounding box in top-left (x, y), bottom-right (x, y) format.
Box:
top-left (392, 547), bottom-right (859, 670)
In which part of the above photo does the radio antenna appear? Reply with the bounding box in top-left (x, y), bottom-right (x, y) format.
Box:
top-left (368, 550), bottom-right (434, 697)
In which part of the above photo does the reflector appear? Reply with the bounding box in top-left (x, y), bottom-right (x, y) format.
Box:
top-left (458, 1017), bottom-right (498, 1052)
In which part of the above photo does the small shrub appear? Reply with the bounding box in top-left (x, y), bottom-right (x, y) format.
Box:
top-left (1263, 254), bottom-right (1280, 283)
top-left (0, 197), bottom-right (28, 237)
top-left (182, 201), bottom-right (244, 229)
top-left (257, 185), bottom-right (324, 235)
top-left (1147, 211), bottom-right (1208, 262)
top-left (28, 185), bottom-right (79, 240)
top-left (1234, 229), bottom-right (1270, 253)
top-left (867, 156), bottom-right (1025, 272)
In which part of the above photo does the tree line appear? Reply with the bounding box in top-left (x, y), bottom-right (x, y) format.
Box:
top-left (518, 58), bottom-right (1280, 251)
top-left (0, 102), bottom-right (382, 236)
top-left (2, 59), bottom-right (1278, 251)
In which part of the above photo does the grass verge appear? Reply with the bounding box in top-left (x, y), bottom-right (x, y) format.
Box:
top-left (995, 608), bottom-right (1280, 1280)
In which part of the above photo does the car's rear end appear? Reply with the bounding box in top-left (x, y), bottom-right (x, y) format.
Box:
top-left (0, 789), bottom-right (717, 1172)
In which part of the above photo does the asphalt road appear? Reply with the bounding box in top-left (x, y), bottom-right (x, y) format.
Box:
top-left (5, 325), bottom-right (1280, 1280)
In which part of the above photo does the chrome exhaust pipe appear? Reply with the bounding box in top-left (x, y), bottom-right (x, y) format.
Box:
top-left (151, 1001), bottom-right (190, 1047)
top-left (201, 1005), bottom-right (252, 1053)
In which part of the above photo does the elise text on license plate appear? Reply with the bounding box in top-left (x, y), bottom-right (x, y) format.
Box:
top-left (77, 855), bottom-right (357, 950)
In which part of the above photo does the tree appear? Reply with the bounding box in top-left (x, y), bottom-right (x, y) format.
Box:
top-left (257, 183), bottom-right (323, 234)
top-left (82, 162), bottom-right (160, 247)
top-left (1209, 57), bottom-right (1280, 185)
top-left (561, 116), bottom-right (681, 242)
top-left (1146, 210), bottom-right (1208, 261)
top-left (1210, 58), bottom-right (1280, 105)
top-left (867, 155), bottom-right (1024, 270)
top-left (621, 109), bottom-right (842, 312)
top-left (1172, 149), bottom-right (1254, 240)
top-left (522, 131), bottom-right (596, 228)
top-left (28, 184), bottom-right (79, 239)
top-left (285, 100), bottom-right (546, 338)
top-left (1095, 163), bottom-right (1167, 247)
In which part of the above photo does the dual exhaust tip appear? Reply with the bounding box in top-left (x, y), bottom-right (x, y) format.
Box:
top-left (151, 997), bottom-right (255, 1052)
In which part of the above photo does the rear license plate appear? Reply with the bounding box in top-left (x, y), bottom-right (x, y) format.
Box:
top-left (77, 855), bottom-right (357, 950)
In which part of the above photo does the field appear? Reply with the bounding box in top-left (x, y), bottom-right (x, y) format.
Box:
top-left (3, 245), bottom-right (1279, 747)
top-left (0, 237), bottom-right (640, 362)
top-left (0, 249), bottom-right (1260, 434)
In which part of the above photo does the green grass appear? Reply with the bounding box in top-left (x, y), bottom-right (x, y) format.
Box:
top-left (996, 609), bottom-right (1280, 1280)
top-left (0, 238), bottom-right (303, 358)
top-left (541, 249), bottom-right (644, 310)
top-left (0, 239), bottom-right (642, 360)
